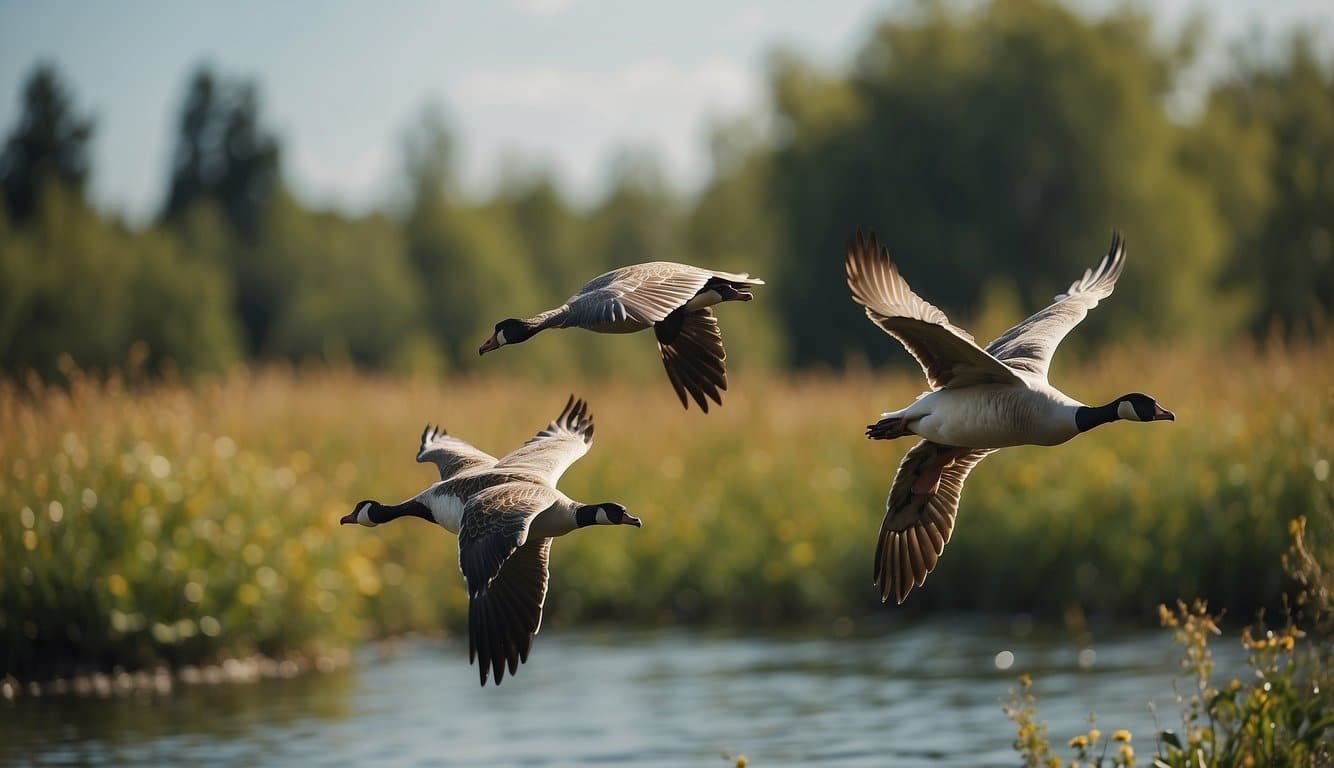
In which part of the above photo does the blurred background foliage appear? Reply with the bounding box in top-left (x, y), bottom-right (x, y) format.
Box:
top-left (3, 342), bottom-right (1329, 678)
top-left (1, 0), bottom-right (1331, 380)
top-left (2, 0), bottom-right (1333, 677)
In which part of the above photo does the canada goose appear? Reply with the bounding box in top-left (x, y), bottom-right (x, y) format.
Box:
top-left (340, 396), bottom-right (640, 685)
top-left (479, 262), bottom-right (764, 412)
top-left (845, 230), bottom-right (1174, 605)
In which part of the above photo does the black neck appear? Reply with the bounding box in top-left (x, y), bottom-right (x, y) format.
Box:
top-left (371, 500), bottom-right (434, 525)
top-left (504, 318), bottom-right (546, 345)
top-left (1075, 401), bottom-right (1120, 433)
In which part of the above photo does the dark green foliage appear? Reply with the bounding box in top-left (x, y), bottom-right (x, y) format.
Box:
top-left (766, 0), bottom-right (1231, 367)
top-left (160, 67), bottom-right (280, 240)
top-left (0, 64), bottom-right (94, 224)
top-left (1, 1), bottom-right (1332, 380)
top-left (0, 187), bottom-right (240, 377)
top-left (1186, 33), bottom-right (1334, 336)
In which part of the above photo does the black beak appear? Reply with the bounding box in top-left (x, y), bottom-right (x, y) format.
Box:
top-left (1153, 404), bottom-right (1175, 421)
top-left (339, 511), bottom-right (359, 525)
top-left (621, 512), bottom-right (643, 528)
top-left (479, 334), bottom-right (500, 355)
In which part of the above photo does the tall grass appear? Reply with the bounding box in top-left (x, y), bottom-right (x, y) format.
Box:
top-left (2, 341), bottom-right (1330, 677)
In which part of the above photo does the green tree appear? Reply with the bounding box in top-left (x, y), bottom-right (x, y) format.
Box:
top-left (264, 203), bottom-right (427, 368)
top-left (0, 64), bottom-right (94, 224)
top-left (766, 0), bottom-right (1232, 367)
top-left (686, 119), bottom-right (786, 369)
top-left (0, 187), bottom-right (239, 377)
top-left (400, 108), bottom-right (548, 372)
top-left (1189, 33), bottom-right (1334, 335)
top-left (160, 66), bottom-right (280, 240)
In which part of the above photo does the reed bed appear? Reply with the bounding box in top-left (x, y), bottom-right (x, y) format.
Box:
top-left (2, 341), bottom-right (1330, 677)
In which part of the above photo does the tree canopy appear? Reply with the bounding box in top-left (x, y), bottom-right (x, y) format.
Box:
top-left (1, 0), bottom-right (1330, 380)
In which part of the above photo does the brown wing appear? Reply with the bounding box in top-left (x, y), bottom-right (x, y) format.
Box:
top-left (985, 232), bottom-right (1126, 379)
top-left (566, 262), bottom-right (712, 327)
top-left (493, 396), bottom-right (594, 487)
top-left (566, 262), bottom-right (764, 328)
top-left (416, 424), bottom-right (497, 481)
top-left (655, 307), bottom-right (727, 412)
top-left (457, 483), bottom-right (552, 599)
top-left (468, 537), bottom-right (551, 686)
top-left (846, 230), bottom-right (1021, 389)
top-left (873, 440), bottom-right (994, 604)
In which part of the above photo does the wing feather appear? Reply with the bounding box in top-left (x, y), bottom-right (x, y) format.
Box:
top-left (846, 230), bottom-right (1021, 389)
top-left (985, 232), bottom-right (1126, 379)
top-left (466, 537), bottom-right (552, 686)
top-left (416, 424), bottom-right (497, 480)
top-left (873, 440), bottom-right (993, 604)
top-left (492, 396), bottom-right (594, 486)
top-left (656, 308), bottom-right (728, 412)
top-left (566, 262), bottom-right (764, 327)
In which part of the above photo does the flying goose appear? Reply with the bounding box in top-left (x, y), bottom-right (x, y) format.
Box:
top-left (845, 230), bottom-right (1174, 605)
top-left (479, 262), bottom-right (765, 412)
top-left (340, 396), bottom-right (640, 685)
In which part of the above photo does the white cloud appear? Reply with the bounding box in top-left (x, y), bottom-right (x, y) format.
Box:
top-left (513, 0), bottom-right (574, 17)
top-left (287, 142), bottom-right (395, 212)
top-left (458, 57), bottom-right (753, 114)
top-left (453, 56), bottom-right (762, 197)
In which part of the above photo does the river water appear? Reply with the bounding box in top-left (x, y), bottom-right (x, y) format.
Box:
top-left (2, 620), bottom-right (1244, 767)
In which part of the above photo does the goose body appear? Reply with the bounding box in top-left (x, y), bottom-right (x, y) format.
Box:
top-left (885, 382), bottom-right (1083, 448)
top-left (341, 397), bottom-right (640, 686)
top-left (846, 230), bottom-right (1174, 605)
top-left (480, 261), bottom-right (765, 412)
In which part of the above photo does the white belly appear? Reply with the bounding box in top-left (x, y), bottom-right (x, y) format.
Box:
top-left (902, 386), bottom-right (1078, 448)
top-left (425, 491), bottom-right (465, 534)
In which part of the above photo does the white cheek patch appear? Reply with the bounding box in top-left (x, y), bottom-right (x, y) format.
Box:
top-left (496, 329), bottom-right (507, 346)
top-left (596, 508), bottom-right (610, 525)
top-left (358, 503), bottom-right (376, 526)
top-left (685, 290), bottom-right (722, 312)
top-left (1117, 400), bottom-right (1139, 421)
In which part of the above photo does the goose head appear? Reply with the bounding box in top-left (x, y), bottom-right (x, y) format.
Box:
top-left (1116, 393), bottom-right (1175, 422)
top-left (575, 502), bottom-right (643, 528)
top-left (479, 319), bottom-right (535, 355)
top-left (340, 499), bottom-right (434, 527)
top-left (341, 500), bottom-right (380, 527)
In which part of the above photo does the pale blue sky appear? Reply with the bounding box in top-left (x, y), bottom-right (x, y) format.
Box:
top-left (1, 0), bottom-right (1329, 223)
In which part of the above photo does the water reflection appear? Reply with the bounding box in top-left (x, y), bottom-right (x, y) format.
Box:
top-left (2, 621), bottom-right (1244, 767)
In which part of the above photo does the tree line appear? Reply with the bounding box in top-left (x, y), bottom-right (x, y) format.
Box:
top-left (2, 0), bottom-right (1330, 380)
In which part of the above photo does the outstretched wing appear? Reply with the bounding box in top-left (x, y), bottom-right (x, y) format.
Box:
top-left (493, 396), bottom-right (595, 487)
top-left (417, 424), bottom-right (497, 481)
top-left (985, 232), bottom-right (1126, 380)
top-left (566, 262), bottom-right (762, 327)
top-left (656, 308), bottom-right (727, 412)
top-left (457, 482), bottom-right (557, 685)
top-left (468, 536), bottom-right (551, 687)
top-left (873, 440), bottom-right (994, 605)
top-left (846, 230), bottom-right (1021, 390)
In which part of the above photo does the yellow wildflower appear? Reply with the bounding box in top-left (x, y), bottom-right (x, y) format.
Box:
top-left (1157, 604), bottom-right (1177, 627)
top-left (1119, 744), bottom-right (1134, 761)
top-left (1087, 729), bottom-right (1101, 743)
top-left (1277, 634), bottom-right (1294, 651)
top-left (1047, 758), bottom-right (1061, 768)
top-left (1069, 735), bottom-right (1089, 749)
top-left (1113, 729), bottom-right (1132, 743)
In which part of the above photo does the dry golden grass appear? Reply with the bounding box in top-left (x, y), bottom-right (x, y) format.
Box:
top-left (2, 340), bottom-right (1330, 676)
